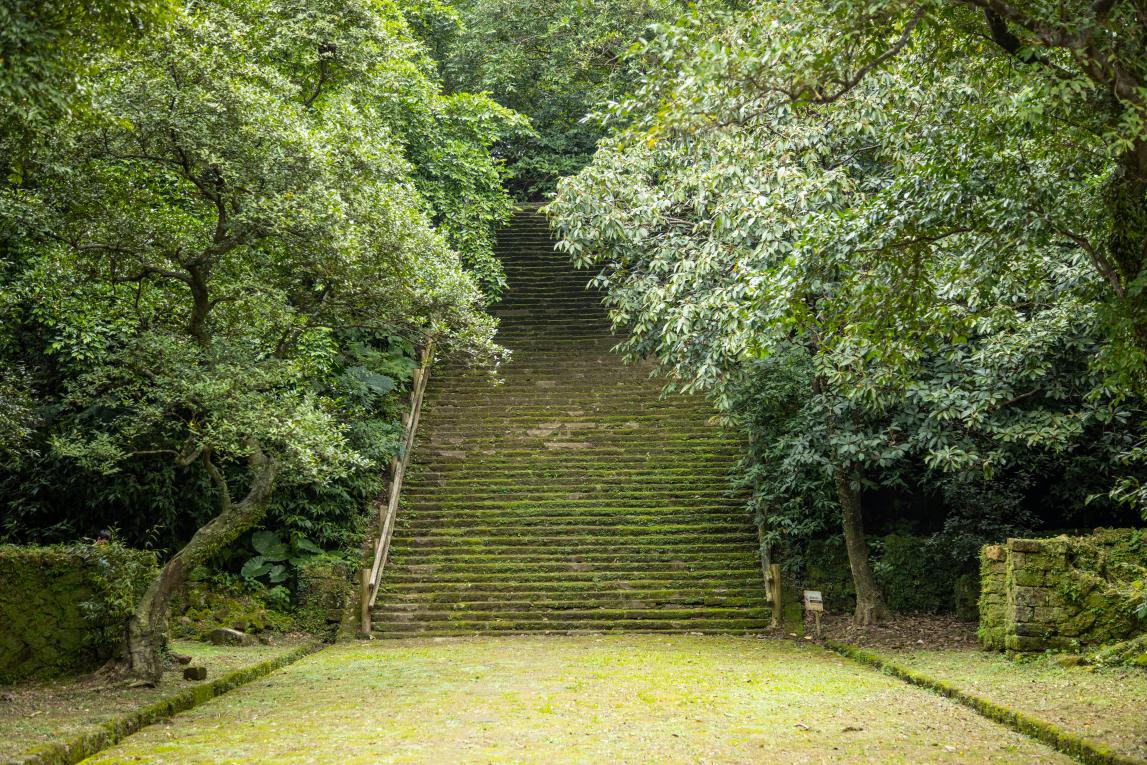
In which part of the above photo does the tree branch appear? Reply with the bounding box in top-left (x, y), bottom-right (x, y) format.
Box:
top-left (804, 9), bottom-right (926, 105)
top-left (303, 43), bottom-right (337, 109)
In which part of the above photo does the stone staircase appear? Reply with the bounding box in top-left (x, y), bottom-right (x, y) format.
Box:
top-left (370, 206), bottom-right (771, 636)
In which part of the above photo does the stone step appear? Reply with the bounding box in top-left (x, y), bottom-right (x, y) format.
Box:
top-left (375, 588), bottom-right (763, 605)
top-left (383, 567), bottom-right (763, 585)
top-left (371, 606), bottom-right (770, 623)
top-left (370, 618), bottom-right (772, 636)
top-left (371, 208), bottom-right (764, 636)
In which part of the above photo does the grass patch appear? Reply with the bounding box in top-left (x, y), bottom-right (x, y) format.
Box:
top-left (0, 637), bottom-right (318, 764)
top-left (831, 644), bottom-right (1147, 764)
top-left (83, 635), bottom-right (1071, 764)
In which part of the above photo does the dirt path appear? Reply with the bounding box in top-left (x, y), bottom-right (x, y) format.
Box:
top-left (82, 635), bottom-right (1072, 764)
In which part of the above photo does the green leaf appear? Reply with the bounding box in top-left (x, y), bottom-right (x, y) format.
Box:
top-left (252, 530), bottom-right (289, 561)
top-left (241, 556), bottom-right (271, 580)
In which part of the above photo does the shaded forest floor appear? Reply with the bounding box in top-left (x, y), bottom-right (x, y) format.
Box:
top-left (79, 635), bottom-right (1071, 764)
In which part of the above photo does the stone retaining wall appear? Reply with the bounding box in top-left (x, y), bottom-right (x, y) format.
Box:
top-left (979, 529), bottom-right (1147, 652)
top-left (0, 544), bottom-right (155, 682)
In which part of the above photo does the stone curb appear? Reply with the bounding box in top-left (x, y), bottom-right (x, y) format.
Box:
top-left (825, 640), bottom-right (1147, 765)
top-left (5, 640), bottom-right (326, 765)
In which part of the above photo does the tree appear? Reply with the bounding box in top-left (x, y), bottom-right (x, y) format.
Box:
top-left (438, 0), bottom-right (716, 197)
top-left (1, 0), bottom-right (513, 681)
top-left (547, 5), bottom-right (1143, 621)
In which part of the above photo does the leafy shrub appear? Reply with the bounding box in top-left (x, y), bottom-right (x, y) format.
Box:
top-left (174, 572), bottom-right (294, 640)
top-left (803, 534), bottom-right (972, 615)
top-left (240, 530), bottom-right (322, 586)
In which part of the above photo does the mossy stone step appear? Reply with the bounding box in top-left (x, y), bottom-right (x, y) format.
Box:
top-left (390, 561), bottom-right (761, 578)
top-left (384, 568), bottom-right (763, 585)
top-left (399, 503), bottom-right (746, 516)
top-left (371, 606), bottom-right (771, 622)
top-left (392, 533), bottom-right (757, 551)
top-left (370, 618), bottom-right (772, 636)
top-left (373, 207), bottom-right (766, 635)
top-left (380, 580), bottom-right (761, 596)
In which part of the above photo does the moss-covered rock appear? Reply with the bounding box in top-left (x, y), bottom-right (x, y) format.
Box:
top-left (172, 579), bottom-right (293, 641)
top-left (1090, 633), bottom-right (1147, 669)
top-left (0, 543), bottom-right (156, 683)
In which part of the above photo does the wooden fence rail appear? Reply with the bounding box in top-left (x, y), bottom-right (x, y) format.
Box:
top-left (359, 340), bottom-right (434, 635)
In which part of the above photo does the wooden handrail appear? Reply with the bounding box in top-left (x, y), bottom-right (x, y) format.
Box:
top-left (363, 340), bottom-right (434, 619)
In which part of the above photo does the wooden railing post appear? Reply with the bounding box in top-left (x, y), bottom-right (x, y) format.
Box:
top-left (769, 563), bottom-right (782, 629)
top-left (360, 568), bottom-right (371, 637)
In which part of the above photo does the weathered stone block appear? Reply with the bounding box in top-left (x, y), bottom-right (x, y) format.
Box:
top-left (1012, 622), bottom-right (1048, 637)
top-left (183, 666), bottom-right (207, 681)
top-left (1006, 634), bottom-right (1048, 652)
top-left (1008, 539), bottom-right (1045, 553)
top-left (1034, 606), bottom-right (1065, 623)
top-left (1011, 567), bottom-right (1048, 587)
top-left (208, 627), bottom-right (255, 646)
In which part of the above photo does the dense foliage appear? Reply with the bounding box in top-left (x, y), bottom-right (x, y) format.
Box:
top-left (548, 0), bottom-right (1147, 620)
top-left (0, 0), bottom-right (518, 677)
top-left (4, 0), bottom-right (1147, 644)
top-left (434, 0), bottom-right (719, 198)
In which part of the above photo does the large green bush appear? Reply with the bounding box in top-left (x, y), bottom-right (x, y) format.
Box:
top-left (804, 534), bottom-right (971, 616)
top-left (0, 542), bottom-right (156, 682)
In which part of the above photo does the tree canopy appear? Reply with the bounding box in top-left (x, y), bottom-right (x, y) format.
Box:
top-left (3, 0), bottom-right (1147, 644)
top-left (548, 0), bottom-right (1147, 620)
top-left (1, 0), bottom-right (519, 678)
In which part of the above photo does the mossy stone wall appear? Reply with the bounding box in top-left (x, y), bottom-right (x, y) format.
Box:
top-left (978, 529), bottom-right (1147, 653)
top-left (0, 544), bottom-right (156, 683)
top-left (978, 545), bottom-right (1008, 650)
top-left (295, 559), bottom-right (352, 634)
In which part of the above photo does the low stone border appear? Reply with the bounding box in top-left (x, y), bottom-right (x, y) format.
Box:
top-left (825, 641), bottom-right (1147, 765)
top-left (5, 641), bottom-right (325, 765)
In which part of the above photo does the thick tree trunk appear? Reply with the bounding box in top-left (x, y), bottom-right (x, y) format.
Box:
top-left (1107, 140), bottom-right (1147, 312)
top-left (833, 468), bottom-right (890, 626)
top-left (111, 443), bottom-right (277, 684)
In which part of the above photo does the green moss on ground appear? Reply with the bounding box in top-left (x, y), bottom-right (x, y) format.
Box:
top-left (853, 646), bottom-right (1147, 762)
top-left (0, 638), bottom-right (313, 762)
top-left (82, 636), bottom-right (1071, 764)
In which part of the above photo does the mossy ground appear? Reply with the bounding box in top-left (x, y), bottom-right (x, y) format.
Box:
top-left (879, 648), bottom-right (1147, 762)
top-left (82, 636), bottom-right (1070, 764)
top-left (0, 638), bottom-right (310, 761)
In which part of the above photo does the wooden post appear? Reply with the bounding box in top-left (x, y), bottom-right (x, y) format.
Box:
top-left (769, 563), bottom-right (782, 629)
top-left (360, 568), bottom-right (371, 637)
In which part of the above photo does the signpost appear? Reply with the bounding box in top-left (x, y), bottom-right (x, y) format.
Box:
top-left (803, 590), bottom-right (823, 636)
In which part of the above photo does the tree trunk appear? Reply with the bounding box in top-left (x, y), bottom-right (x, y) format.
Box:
top-left (110, 443), bottom-right (278, 684)
top-left (833, 468), bottom-right (890, 626)
top-left (1107, 140), bottom-right (1147, 337)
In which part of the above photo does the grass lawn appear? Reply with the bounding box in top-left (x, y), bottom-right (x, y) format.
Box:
top-left (0, 637), bottom-right (312, 761)
top-left (883, 648), bottom-right (1147, 762)
top-left (82, 635), bottom-right (1070, 764)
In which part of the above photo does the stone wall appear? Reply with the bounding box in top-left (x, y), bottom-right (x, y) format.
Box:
top-left (295, 558), bottom-right (352, 634)
top-left (978, 529), bottom-right (1147, 652)
top-left (0, 544), bottom-right (156, 682)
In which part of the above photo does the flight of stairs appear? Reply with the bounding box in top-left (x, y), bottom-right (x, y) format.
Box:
top-left (370, 206), bottom-right (771, 636)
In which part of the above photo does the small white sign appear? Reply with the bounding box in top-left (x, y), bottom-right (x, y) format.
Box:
top-left (803, 590), bottom-right (824, 612)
